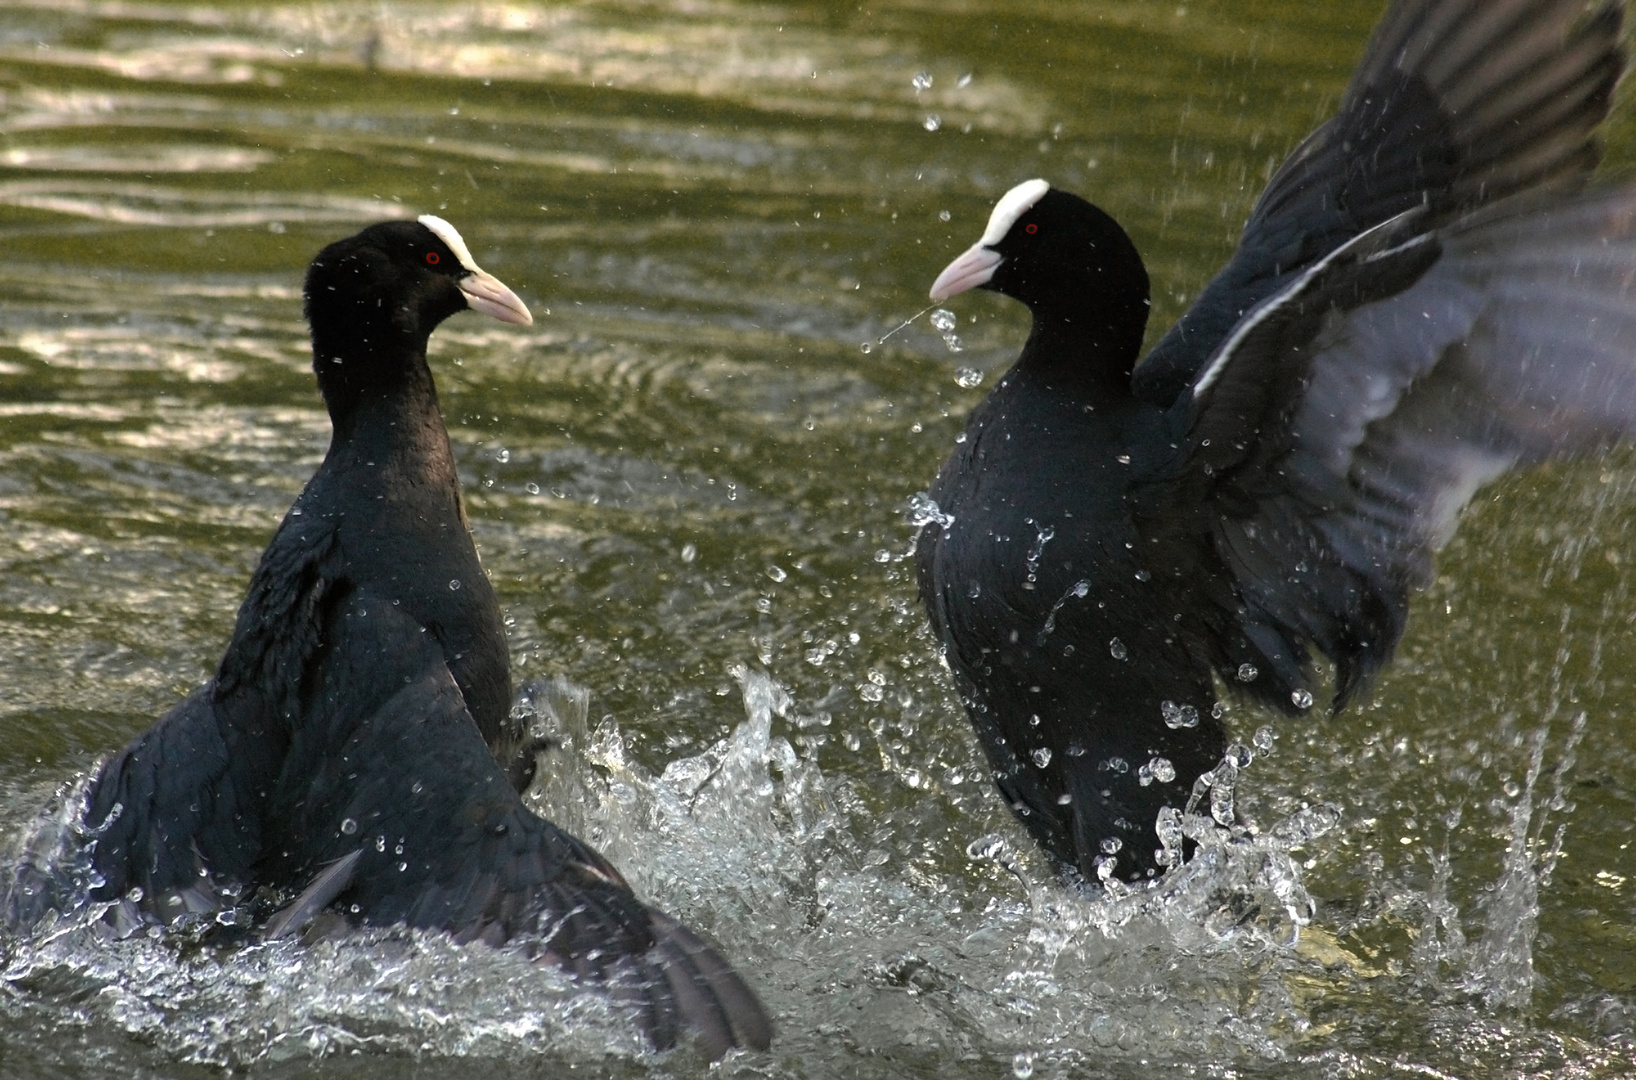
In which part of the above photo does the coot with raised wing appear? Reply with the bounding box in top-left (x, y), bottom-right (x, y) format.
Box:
top-left (918, 0), bottom-right (1636, 883)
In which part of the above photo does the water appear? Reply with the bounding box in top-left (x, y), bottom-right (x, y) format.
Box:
top-left (1, 0), bottom-right (1635, 1076)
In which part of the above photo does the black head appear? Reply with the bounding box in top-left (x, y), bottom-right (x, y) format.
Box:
top-left (304, 216), bottom-right (531, 404)
top-left (931, 180), bottom-right (1150, 370)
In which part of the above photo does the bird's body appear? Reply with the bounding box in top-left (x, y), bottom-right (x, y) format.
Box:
top-left (6, 217), bottom-right (770, 1059)
top-left (919, 0), bottom-right (1636, 882)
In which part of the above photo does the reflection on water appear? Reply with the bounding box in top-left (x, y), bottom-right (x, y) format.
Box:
top-left (0, 1), bottom-right (1634, 1077)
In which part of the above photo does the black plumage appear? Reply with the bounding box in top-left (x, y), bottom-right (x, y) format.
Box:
top-left (6, 217), bottom-right (770, 1059)
top-left (918, 0), bottom-right (1636, 882)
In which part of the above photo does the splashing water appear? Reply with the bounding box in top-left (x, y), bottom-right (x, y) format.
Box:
top-left (1036, 579), bottom-right (1090, 644)
top-left (1022, 520), bottom-right (1055, 586)
top-left (0, 672), bottom-right (1600, 1076)
top-left (906, 491), bottom-right (955, 533)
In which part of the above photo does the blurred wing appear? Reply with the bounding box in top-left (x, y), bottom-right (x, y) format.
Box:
top-left (1133, 0), bottom-right (1623, 404)
top-left (1142, 186), bottom-right (1636, 706)
top-left (266, 594), bottom-right (771, 1058)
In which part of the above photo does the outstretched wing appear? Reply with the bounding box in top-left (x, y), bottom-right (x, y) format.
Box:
top-left (263, 592), bottom-right (771, 1059)
top-left (1139, 186), bottom-right (1636, 710)
top-left (1133, 0), bottom-right (1623, 405)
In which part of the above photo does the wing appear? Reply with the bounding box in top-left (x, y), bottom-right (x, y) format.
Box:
top-left (262, 592), bottom-right (771, 1059)
top-left (1139, 185), bottom-right (1636, 710)
top-left (1133, 0), bottom-right (1623, 405)
top-left (0, 688), bottom-right (255, 934)
top-left (4, 513), bottom-right (348, 933)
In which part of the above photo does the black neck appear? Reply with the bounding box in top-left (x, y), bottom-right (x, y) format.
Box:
top-left (1017, 305), bottom-right (1146, 395)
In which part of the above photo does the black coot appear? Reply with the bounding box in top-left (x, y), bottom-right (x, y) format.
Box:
top-left (12, 218), bottom-right (771, 1059)
top-left (918, 0), bottom-right (1636, 883)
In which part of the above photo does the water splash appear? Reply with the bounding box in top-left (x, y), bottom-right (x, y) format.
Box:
top-left (906, 491), bottom-right (954, 531)
top-left (0, 672), bottom-right (1596, 1075)
top-left (1022, 520), bottom-right (1054, 586)
top-left (1036, 579), bottom-right (1089, 643)
top-left (1461, 712), bottom-right (1586, 1010)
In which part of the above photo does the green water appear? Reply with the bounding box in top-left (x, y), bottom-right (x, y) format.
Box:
top-left (0, 1), bottom-right (1634, 1076)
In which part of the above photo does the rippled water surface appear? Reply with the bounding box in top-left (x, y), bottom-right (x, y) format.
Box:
top-left (3, 1), bottom-right (1636, 1076)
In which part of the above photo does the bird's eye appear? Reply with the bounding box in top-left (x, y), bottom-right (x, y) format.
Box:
top-left (1024, 223), bottom-right (1038, 235)
top-left (425, 252), bottom-right (441, 265)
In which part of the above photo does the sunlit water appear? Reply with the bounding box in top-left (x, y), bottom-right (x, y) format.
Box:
top-left (1, 1), bottom-right (1634, 1076)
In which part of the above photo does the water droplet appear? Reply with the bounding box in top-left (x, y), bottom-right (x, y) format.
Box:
top-left (1116, 453), bottom-right (1131, 464)
top-left (1225, 743), bottom-right (1254, 769)
top-left (942, 333), bottom-right (964, 353)
top-left (1100, 836), bottom-right (1123, 854)
top-left (410, 780), bottom-right (424, 795)
top-left (874, 549), bottom-right (892, 563)
top-left (496, 448), bottom-right (510, 463)
top-left (1236, 663), bottom-right (1259, 682)
top-left (1032, 747), bottom-right (1052, 768)
top-left (911, 71), bottom-right (933, 91)
top-left (957, 72), bottom-right (973, 88)
top-left (1134, 569), bottom-right (1150, 582)
top-left (524, 481), bottom-right (540, 495)
top-left (1161, 701), bottom-right (1199, 729)
top-left (923, 114), bottom-right (942, 132)
top-left (126, 886), bottom-right (144, 903)
top-left (767, 565), bottom-right (787, 582)
top-left (1150, 756), bottom-right (1176, 782)
top-left (681, 543), bottom-right (697, 563)
top-left (1253, 725), bottom-right (1275, 752)
top-left (1291, 688), bottom-right (1313, 709)
top-left (1109, 637), bottom-right (1127, 660)
top-left (907, 492), bottom-right (954, 529)
top-left (375, 835), bottom-right (386, 851)
top-left (1013, 1051), bottom-right (1035, 1079)
top-left (939, 209), bottom-right (951, 222)
top-left (340, 818), bottom-right (359, 835)
top-left (861, 342), bottom-right (873, 353)
top-left (931, 308), bottom-right (958, 333)
top-left (954, 366), bottom-right (984, 388)
top-left (448, 578), bottom-right (461, 591)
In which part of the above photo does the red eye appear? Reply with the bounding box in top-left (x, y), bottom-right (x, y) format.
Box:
top-left (426, 251), bottom-right (441, 265)
top-left (1024, 223), bottom-right (1038, 235)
